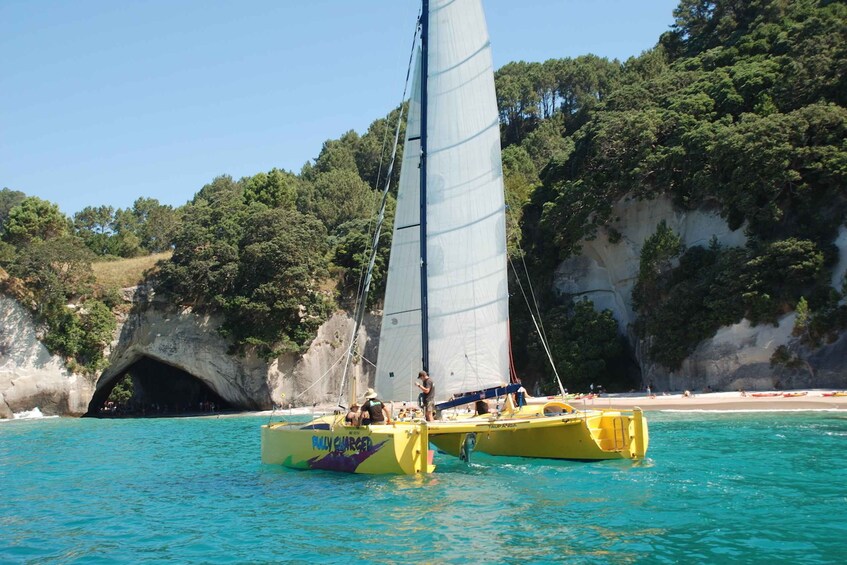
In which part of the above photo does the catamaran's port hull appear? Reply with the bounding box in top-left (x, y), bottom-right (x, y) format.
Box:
top-left (262, 417), bottom-right (434, 474)
top-left (430, 409), bottom-right (649, 461)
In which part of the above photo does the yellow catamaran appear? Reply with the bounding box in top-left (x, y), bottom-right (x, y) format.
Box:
top-left (262, 0), bottom-right (648, 474)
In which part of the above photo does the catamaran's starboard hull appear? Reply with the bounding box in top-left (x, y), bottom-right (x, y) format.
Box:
top-left (261, 416), bottom-right (434, 474)
top-left (430, 407), bottom-right (649, 461)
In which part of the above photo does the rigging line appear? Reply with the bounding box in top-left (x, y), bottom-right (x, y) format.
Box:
top-left (508, 254), bottom-right (566, 398)
top-left (506, 206), bottom-right (551, 348)
top-left (349, 6), bottom-right (422, 321)
top-left (337, 10), bottom-right (422, 407)
top-left (298, 343), bottom-right (355, 400)
top-left (269, 345), bottom-right (354, 426)
top-left (346, 10), bottom-right (420, 325)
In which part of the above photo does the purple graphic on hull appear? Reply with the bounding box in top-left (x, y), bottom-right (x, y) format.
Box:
top-left (307, 439), bottom-right (390, 472)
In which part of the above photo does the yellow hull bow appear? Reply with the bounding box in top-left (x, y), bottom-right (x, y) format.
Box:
top-left (431, 403), bottom-right (649, 461)
top-left (261, 416), bottom-right (434, 474)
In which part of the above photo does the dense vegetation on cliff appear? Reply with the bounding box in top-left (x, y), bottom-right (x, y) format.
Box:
top-left (2, 0), bottom-right (845, 389)
top-left (0, 108), bottom-right (403, 366)
top-left (502, 0), bottom-right (847, 389)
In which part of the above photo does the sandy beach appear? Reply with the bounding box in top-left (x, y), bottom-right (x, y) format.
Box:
top-left (250, 390), bottom-right (847, 419)
top-left (563, 390), bottom-right (847, 411)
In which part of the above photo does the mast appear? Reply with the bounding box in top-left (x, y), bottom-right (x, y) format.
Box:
top-left (419, 0), bottom-right (430, 373)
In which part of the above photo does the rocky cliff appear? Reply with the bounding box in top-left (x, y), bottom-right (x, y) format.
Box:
top-left (0, 296), bottom-right (94, 419)
top-left (554, 196), bottom-right (847, 391)
top-left (1, 287), bottom-right (375, 418)
top-left (85, 288), bottom-right (375, 414)
top-left (3, 195), bottom-right (845, 417)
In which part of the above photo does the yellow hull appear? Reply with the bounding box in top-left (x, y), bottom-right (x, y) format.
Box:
top-left (262, 400), bottom-right (649, 474)
top-left (430, 402), bottom-right (649, 461)
top-left (261, 415), bottom-right (434, 474)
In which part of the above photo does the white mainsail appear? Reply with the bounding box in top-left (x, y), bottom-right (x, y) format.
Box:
top-left (375, 53), bottom-right (424, 403)
top-left (375, 0), bottom-right (509, 402)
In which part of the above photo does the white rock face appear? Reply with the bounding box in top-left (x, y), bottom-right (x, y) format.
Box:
top-left (94, 305), bottom-right (270, 410)
top-left (553, 195), bottom-right (846, 389)
top-left (0, 296), bottom-right (94, 419)
top-left (2, 287), bottom-right (375, 416)
top-left (267, 312), bottom-right (374, 409)
top-left (642, 314), bottom-right (797, 392)
top-left (93, 305), bottom-right (374, 412)
top-left (555, 196), bottom-right (746, 333)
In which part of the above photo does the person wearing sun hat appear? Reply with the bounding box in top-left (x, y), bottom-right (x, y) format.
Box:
top-left (357, 388), bottom-right (391, 426)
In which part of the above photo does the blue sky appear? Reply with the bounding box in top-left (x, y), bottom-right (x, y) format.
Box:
top-left (1, 0), bottom-right (679, 216)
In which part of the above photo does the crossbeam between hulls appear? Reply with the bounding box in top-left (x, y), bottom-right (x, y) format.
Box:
top-left (435, 383), bottom-right (522, 411)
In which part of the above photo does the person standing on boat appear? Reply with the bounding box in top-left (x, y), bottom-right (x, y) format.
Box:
top-left (358, 389), bottom-right (391, 426)
top-left (416, 371), bottom-right (435, 422)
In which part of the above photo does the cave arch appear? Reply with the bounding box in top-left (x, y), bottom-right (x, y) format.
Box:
top-left (86, 357), bottom-right (233, 417)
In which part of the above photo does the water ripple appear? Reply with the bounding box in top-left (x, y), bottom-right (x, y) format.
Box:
top-left (1, 412), bottom-right (846, 563)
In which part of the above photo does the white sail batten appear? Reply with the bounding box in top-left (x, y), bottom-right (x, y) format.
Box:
top-left (374, 53), bottom-right (424, 403)
top-left (425, 0), bottom-right (509, 399)
top-left (375, 0), bottom-right (509, 403)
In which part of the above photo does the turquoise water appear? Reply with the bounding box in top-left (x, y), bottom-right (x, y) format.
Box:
top-left (2, 412), bottom-right (846, 564)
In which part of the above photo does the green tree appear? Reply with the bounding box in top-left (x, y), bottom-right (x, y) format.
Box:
top-left (793, 296), bottom-right (810, 337)
top-left (77, 299), bottom-right (116, 370)
top-left (2, 197), bottom-right (70, 245)
top-left (355, 104), bottom-right (407, 191)
top-left (637, 243), bottom-right (747, 369)
top-left (2, 232), bottom-right (110, 373)
top-left (742, 238), bottom-right (824, 323)
top-left (330, 213), bottom-right (394, 306)
top-left (74, 205), bottom-right (117, 256)
top-left (540, 299), bottom-right (631, 393)
top-left (114, 197), bottom-right (179, 254)
top-left (74, 205), bottom-right (114, 235)
top-left (220, 207), bottom-right (332, 356)
top-left (632, 220), bottom-right (685, 313)
top-left (157, 176), bottom-right (247, 305)
top-left (502, 145), bottom-right (540, 256)
top-left (305, 169), bottom-right (376, 232)
top-left (0, 188), bottom-right (27, 232)
top-left (243, 168), bottom-right (298, 210)
top-left (108, 374), bottom-right (134, 406)
top-left (519, 114), bottom-right (572, 171)
top-left (309, 131), bottom-right (361, 178)
top-left (496, 60), bottom-right (542, 145)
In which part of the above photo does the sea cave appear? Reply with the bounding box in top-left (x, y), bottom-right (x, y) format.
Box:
top-left (86, 356), bottom-right (233, 417)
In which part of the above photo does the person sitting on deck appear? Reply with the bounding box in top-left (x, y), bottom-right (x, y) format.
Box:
top-left (358, 389), bottom-right (391, 426)
top-left (345, 404), bottom-right (359, 425)
top-left (475, 399), bottom-right (490, 415)
top-left (515, 385), bottom-right (527, 407)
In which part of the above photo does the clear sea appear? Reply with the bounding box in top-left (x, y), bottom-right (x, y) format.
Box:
top-left (1, 411), bottom-right (846, 564)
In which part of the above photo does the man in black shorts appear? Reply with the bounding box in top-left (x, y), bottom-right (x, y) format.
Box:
top-left (416, 371), bottom-right (435, 422)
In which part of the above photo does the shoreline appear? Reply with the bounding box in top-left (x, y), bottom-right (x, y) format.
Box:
top-left (264, 389), bottom-right (847, 416)
top-left (5, 389), bottom-right (847, 421)
top-left (556, 389), bottom-right (847, 412)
